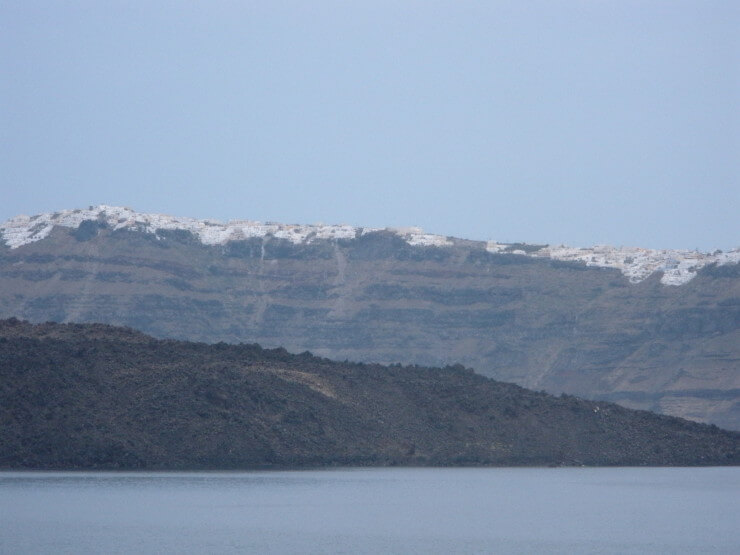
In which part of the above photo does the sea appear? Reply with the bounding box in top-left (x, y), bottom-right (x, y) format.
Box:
top-left (1, 467), bottom-right (738, 554)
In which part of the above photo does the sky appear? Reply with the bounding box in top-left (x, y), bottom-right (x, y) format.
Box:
top-left (1, 1), bottom-right (738, 251)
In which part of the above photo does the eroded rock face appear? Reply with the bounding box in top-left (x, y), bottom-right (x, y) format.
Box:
top-left (1, 207), bottom-right (738, 429)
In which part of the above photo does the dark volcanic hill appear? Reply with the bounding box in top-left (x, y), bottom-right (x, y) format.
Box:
top-left (1, 318), bottom-right (737, 469)
top-left (1, 207), bottom-right (738, 430)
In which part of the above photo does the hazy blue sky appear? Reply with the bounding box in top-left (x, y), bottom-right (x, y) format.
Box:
top-left (2, 1), bottom-right (738, 250)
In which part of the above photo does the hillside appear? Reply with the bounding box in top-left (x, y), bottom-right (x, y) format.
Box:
top-left (1, 206), bottom-right (738, 429)
top-left (1, 318), bottom-right (737, 469)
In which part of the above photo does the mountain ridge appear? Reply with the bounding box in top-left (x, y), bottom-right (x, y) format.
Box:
top-left (3, 205), bottom-right (738, 286)
top-left (1, 318), bottom-right (737, 469)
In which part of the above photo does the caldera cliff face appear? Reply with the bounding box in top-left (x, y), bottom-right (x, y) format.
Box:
top-left (1, 206), bottom-right (738, 429)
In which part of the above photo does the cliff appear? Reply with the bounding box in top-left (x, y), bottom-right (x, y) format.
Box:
top-left (1, 206), bottom-right (738, 429)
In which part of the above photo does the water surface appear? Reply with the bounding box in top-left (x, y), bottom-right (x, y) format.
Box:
top-left (1, 467), bottom-right (738, 554)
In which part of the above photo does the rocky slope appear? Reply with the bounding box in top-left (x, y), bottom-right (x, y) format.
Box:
top-left (1, 318), bottom-right (737, 469)
top-left (1, 206), bottom-right (738, 429)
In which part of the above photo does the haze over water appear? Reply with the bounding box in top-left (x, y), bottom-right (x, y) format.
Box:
top-left (2, 467), bottom-right (738, 554)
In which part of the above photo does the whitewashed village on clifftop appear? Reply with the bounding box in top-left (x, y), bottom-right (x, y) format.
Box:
top-left (2, 205), bottom-right (738, 287)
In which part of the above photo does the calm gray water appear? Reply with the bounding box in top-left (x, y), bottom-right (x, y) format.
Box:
top-left (1, 467), bottom-right (738, 554)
